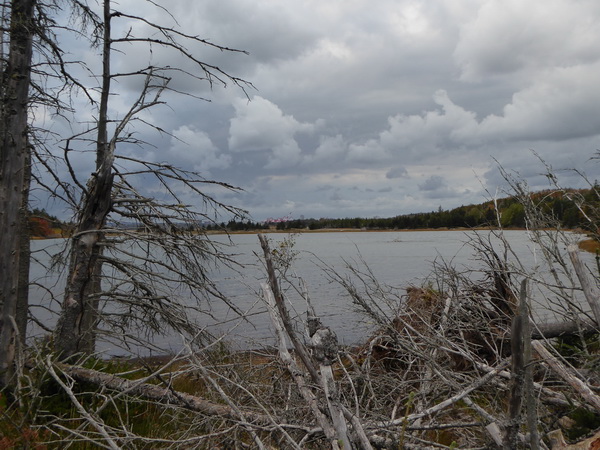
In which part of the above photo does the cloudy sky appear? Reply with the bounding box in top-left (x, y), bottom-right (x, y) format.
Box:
top-left (45, 0), bottom-right (600, 221)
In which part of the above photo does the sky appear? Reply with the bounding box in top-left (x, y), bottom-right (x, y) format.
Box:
top-left (39, 0), bottom-right (600, 222)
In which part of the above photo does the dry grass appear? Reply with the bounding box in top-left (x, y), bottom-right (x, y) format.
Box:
top-left (579, 237), bottom-right (600, 253)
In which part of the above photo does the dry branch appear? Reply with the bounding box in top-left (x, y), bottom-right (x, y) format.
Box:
top-left (262, 283), bottom-right (338, 446)
top-left (46, 358), bottom-right (121, 450)
top-left (371, 358), bottom-right (510, 429)
top-left (259, 235), bottom-right (372, 449)
top-left (258, 234), bottom-right (320, 383)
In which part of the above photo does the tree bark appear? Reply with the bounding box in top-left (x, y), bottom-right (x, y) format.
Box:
top-left (16, 151), bottom-right (31, 345)
top-left (0, 0), bottom-right (36, 388)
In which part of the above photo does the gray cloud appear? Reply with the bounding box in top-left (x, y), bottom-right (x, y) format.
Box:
top-left (38, 0), bottom-right (600, 220)
top-left (386, 167), bottom-right (408, 179)
top-left (419, 175), bottom-right (447, 192)
top-left (454, 0), bottom-right (600, 82)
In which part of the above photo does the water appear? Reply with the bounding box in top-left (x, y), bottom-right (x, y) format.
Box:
top-left (28, 230), bottom-right (592, 355)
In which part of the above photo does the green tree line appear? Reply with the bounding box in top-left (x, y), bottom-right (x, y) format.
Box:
top-left (225, 187), bottom-right (599, 232)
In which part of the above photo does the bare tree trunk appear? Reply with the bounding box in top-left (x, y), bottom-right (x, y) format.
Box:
top-left (258, 234), bottom-right (320, 382)
top-left (532, 320), bottom-right (598, 339)
top-left (521, 281), bottom-right (540, 450)
top-left (0, 0), bottom-right (36, 388)
top-left (505, 286), bottom-right (524, 448)
top-left (504, 281), bottom-right (540, 449)
top-left (54, 0), bottom-right (113, 359)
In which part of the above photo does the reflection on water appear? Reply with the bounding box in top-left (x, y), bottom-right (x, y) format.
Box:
top-left (29, 230), bottom-right (591, 355)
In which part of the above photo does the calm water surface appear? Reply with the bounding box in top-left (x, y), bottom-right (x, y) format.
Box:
top-left (29, 230), bottom-right (590, 354)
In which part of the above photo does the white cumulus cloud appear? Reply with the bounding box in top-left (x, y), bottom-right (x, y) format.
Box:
top-left (228, 96), bottom-right (320, 168)
top-left (168, 125), bottom-right (231, 174)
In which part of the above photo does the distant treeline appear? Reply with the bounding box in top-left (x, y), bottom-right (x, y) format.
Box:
top-left (29, 208), bottom-right (67, 238)
top-left (215, 188), bottom-right (598, 232)
top-left (32, 188), bottom-right (598, 237)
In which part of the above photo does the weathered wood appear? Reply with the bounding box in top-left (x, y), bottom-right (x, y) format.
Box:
top-left (522, 281), bottom-right (540, 450)
top-left (532, 340), bottom-right (600, 412)
top-left (260, 238), bottom-right (369, 449)
top-left (262, 283), bottom-right (338, 444)
top-left (56, 362), bottom-right (273, 425)
top-left (372, 359), bottom-right (510, 428)
top-left (320, 362), bottom-right (352, 450)
top-left (567, 244), bottom-right (600, 326)
top-left (505, 280), bottom-right (526, 449)
top-left (486, 422), bottom-right (505, 447)
top-left (505, 279), bottom-right (541, 448)
top-left (258, 234), bottom-right (320, 383)
top-left (532, 320), bottom-right (598, 339)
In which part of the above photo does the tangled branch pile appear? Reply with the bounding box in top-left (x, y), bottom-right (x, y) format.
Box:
top-left (2, 162), bottom-right (600, 448)
top-left (4, 225), bottom-right (598, 449)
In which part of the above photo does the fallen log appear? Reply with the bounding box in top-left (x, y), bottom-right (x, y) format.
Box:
top-left (55, 362), bottom-right (273, 426)
top-left (532, 340), bottom-right (600, 412)
top-left (532, 320), bottom-right (598, 340)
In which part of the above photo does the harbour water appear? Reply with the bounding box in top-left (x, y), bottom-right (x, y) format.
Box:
top-left (29, 229), bottom-right (592, 355)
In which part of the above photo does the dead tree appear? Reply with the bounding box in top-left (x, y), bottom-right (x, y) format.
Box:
top-left (53, 0), bottom-right (122, 359)
top-left (0, 0), bottom-right (36, 388)
top-left (53, 0), bottom-right (252, 360)
top-left (259, 233), bottom-right (373, 449)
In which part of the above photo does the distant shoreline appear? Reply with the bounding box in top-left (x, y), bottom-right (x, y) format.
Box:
top-left (31, 227), bottom-right (598, 253)
top-left (208, 226), bottom-right (585, 235)
top-left (209, 226), bottom-right (500, 235)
